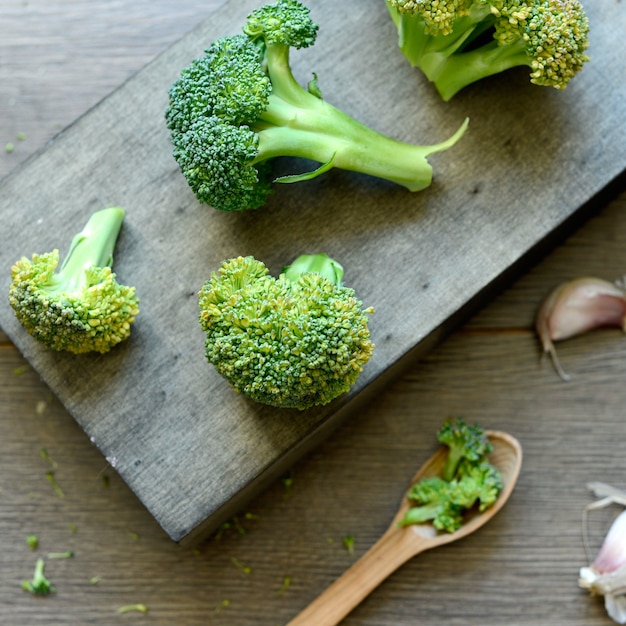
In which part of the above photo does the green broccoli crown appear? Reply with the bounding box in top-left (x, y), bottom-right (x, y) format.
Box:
top-left (166, 34), bottom-right (271, 132)
top-left (9, 207), bottom-right (139, 354)
top-left (243, 0), bottom-right (319, 48)
top-left (198, 254), bottom-right (374, 410)
top-left (437, 417), bottom-right (493, 481)
top-left (386, 0), bottom-right (589, 100)
top-left (171, 115), bottom-right (274, 212)
top-left (166, 0), bottom-right (468, 211)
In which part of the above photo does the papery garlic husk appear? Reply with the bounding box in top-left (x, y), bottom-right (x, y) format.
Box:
top-left (536, 277), bottom-right (626, 381)
top-left (579, 510), bottom-right (626, 623)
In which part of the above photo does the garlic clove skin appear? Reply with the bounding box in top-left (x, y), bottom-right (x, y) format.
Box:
top-left (579, 511), bottom-right (626, 624)
top-left (592, 510), bottom-right (626, 575)
top-left (535, 277), bottom-right (626, 381)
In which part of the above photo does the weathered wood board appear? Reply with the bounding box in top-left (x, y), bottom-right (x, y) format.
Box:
top-left (0, 0), bottom-right (624, 544)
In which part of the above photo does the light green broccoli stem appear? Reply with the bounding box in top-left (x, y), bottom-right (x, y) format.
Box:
top-left (389, 5), bottom-right (496, 69)
top-left (49, 207), bottom-right (125, 294)
top-left (387, 3), bottom-right (526, 102)
top-left (252, 42), bottom-right (468, 191)
top-left (282, 253), bottom-right (344, 286)
top-left (421, 39), bottom-right (531, 101)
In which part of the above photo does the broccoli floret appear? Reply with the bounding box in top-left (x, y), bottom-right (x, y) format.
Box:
top-left (437, 418), bottom-right (493, 481)
top-left (22, 558), bottom-right (54, 595)
top-left (165, 0), bottom-right (468, 211)
top-left (399, 476), bottom-right (466, 532)
top-left (9, 207), bottom-right (139, 354)
top-left (399, 420), bottom-right (503, 533)
top-left (456, 458), bottom-right (504, 511)
top-left (386, 0), bottom-right (590, 101)
top-left (198, 253), bottom-right (374, 409)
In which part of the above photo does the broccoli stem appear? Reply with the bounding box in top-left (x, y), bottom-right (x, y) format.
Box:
top-left (51, 207), bottom-right (126, 294)
top-left (282, 253), bottom-right (344, 286)
top-left (252, 42), bottom-right (468, 191)
top-left (422, 39), bottom-right (531, 101)
top-left (399, 504), bottom-right (442, 526)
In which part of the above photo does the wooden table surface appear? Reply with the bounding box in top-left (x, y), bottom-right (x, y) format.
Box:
top-left (2, 1), bottom-right (626, 624)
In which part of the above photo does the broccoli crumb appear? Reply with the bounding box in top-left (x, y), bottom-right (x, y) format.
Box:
top-left (22, 558), bottom-right (54, 595)
top-left (342, 535), bottom-right (356, 556)
top-left (25, 535), bottom-right (39, 550)
top-left (39, 448), bottom-right (57, 468)
top-left (215, 599), bottom-right (231, 612)
top-left (277, 575), bottom-right (292, 594)
top-left (230, 557), bottom-right (252, 575)
top-left (45, 471), bottom-right (65, 498)
top-left (117, 604), bottom-right (148, 615)
top-left (47, 551), bottom-right (74, 560)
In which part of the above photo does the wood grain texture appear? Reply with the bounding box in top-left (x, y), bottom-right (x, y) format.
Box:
top-left (1, 188), bottom-right (626, 625)
top-left (2, 0), bottom-right (624, 545)
top-left (0, 8), bottom-right (626, 626)
top-left (2, 1), bottom-right (626, 620)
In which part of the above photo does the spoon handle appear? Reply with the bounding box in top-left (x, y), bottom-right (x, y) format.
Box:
top-left (287, 525), bottom-right (428, 626)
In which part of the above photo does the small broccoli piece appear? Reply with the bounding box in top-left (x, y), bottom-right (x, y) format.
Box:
top-left (399, 476), bottom-right (466, 532)
top-left (400, 421), bottom-right (503, 533)
top-left (22, 558), bottom-right (54, 595)
top-left (9, 207), bottom-right (139, 354)
top-left (198, 253), bottom-right (374, 409)
top-left (386, 0), bottom-right (590, 101)
top-left (165, 0), bottom-right (468, 211)
top-left (437, 417), bottom-right (493, 481)
top-left (456, 458), bottom-right (504, 511)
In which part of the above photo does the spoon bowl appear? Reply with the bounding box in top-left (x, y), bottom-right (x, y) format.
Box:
top-left (287, 430), bottom-right (522, 626)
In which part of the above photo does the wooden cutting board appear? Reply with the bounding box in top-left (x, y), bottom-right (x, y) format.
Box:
top-left (0, 0), bottom-right (624, 544)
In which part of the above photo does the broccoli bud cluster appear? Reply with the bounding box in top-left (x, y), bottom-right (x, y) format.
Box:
top-left (198, 255), bottom-right (374, 409)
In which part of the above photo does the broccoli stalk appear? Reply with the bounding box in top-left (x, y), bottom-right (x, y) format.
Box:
top-left (9, 207), bottom-right (139, 354)
top-left (282, 252), bottom-right (344, 286)
top-left (198, 253), bottom-right (374, 409)
top-left (386, 0), bottom-right (590, 101)
top-left (165, 0), bottom-right (468, 212)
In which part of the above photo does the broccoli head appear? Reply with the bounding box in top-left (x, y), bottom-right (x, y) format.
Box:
top-left (9, 207), bottom-right (139, 354)
top-left (198, 253), bottom-right (374, 409)
top-left (165, 0), bottom-right (468, 211)
top-left (386, 0), bottom-right (590, 101)
top-left (437, 417), bottom-right (493, 481)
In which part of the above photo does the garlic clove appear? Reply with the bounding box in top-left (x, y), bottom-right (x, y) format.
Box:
top-left (535, 277), bottom-right (626, 381)
top-left (593, 510), bottom-right (626, 575)
top-left (579, 511), bottom-right (626, 624)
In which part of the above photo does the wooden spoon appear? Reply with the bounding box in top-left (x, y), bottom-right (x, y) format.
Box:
top-left (287, 430), bottom-right (522, 626)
